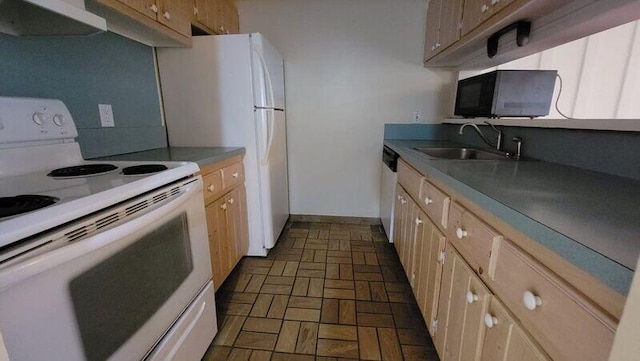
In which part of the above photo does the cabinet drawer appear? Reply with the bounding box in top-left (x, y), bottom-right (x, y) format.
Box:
top-left (397, 159), bottom-right (423, 202)
top-left (202, 169), bottom-right (223, 205)
top-left (419, 178), bottom-right (450, 230)
top-left (222, 161), bottom-right (244, 191)
top-left (447, 202), bottom-right (500, 276)
top-left (491, 241), bottom-right (616, 361)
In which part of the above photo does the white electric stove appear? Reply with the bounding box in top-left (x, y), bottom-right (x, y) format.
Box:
top-left (0, 97), bottom-right (217, 361)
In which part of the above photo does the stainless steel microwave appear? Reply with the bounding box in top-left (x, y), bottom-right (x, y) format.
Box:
top-left (454, 70), bottom-right (557, 118)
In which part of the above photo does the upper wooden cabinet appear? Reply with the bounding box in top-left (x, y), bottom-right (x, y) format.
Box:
top-left (192, 0), bottom-right (239, 35)
top-left (87, 0), bottom-right (192, 46)
top-left (425, 0), bottom-right (640, 69)
top-left (424, 0), bottom-right (463, 61)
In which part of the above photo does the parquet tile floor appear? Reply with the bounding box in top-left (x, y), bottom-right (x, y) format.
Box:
top-left (202, 220), bottom-right (439, 360)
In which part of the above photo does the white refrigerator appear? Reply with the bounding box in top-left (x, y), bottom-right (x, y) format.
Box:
top-left (157, 33), bottom-right (289, 256)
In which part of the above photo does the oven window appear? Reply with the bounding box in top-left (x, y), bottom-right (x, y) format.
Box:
top-left (69, 214), bottom-right (193, 361)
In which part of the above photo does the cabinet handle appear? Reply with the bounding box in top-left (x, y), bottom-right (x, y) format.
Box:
top-left (163, 11), bottom-right (171, 20)
top-left (424, 196), bottom-right (433, 205)
top-left (220, 202), bottom-right (227, 210)
top-left (437, 251), bottom-right (446, 264)
top-left (415, 218), bottom-right (423, 226)
top-left (207, 184), bottom-right (215, 192)
top-left (193, 6), bottom-right (198, 15)
top-left (149, 4), bottom-right (158, 13)
top-left (491, 0), bottom-right (499, 4)
top-left (435, 42), bottom-right (441, 48)
top-left (397, 195), bottom-right (402, 200)
top-left (523, 291), bottom-right (542, 310)
top-left (228, 198), bottom-right (234, 204)
top-left (456, 227), bottom-right (468, 239)
top-left (481, 4), bottom-right (489, 12)
top-left (219, 26), bottom-right (225, 33)
top-left (484, 313), bottom-right (498, 328)
top-left (466, 290), bottom-right (479, 304)
top-left (232, 172), bottom-right (239, 178)
top-left (401, 199), bottom-right (407, 205)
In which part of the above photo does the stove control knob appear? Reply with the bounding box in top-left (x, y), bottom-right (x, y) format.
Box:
top-left (32, 112), bottom-right (45, 126)
top-left (53, 114), bottom-right (65, 127)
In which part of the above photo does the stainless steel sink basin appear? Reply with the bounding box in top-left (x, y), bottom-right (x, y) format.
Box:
top-left (414, 147), bottom-right (512, 160)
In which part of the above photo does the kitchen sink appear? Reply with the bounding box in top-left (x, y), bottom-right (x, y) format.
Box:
top-left (414, 147), bottom-right (512, 160)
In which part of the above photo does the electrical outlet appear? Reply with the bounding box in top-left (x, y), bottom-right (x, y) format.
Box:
top-left (99, 104), bottom-right (115, 127)
top-left (413, 111), bottom-right (422, 123)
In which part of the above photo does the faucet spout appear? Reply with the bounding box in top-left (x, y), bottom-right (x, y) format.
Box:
top-left (458, 121), bottom-right (503, 151)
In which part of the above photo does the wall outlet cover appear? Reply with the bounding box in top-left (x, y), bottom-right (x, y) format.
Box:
top-left (99, 104), bottom-right (115, 127)
top-left (413, 111), bottom-right (422, 123)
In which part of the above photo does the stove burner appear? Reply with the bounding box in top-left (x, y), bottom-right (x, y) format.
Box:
top-left (48, 164), bottom-right (118, 178)
top-left (121, 164), bottom-right (168, 175)
top-left (0, 195), bottom-right (59, 218)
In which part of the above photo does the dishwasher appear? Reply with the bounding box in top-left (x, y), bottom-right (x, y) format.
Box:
top-left (380, 145), bottom-right (399, 243)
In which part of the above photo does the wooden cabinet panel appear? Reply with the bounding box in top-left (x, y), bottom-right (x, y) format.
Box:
top-left (194, 0), bottom-right (208, 24)
top-left (419, 178), bottom-right (451, 230)
top-left (491, 240), bottom-right (616, 361)
top-left (424, 0), bottom-right (442, 61)
top-left (202, 168), bottom-right (223, 204)
top-left (397, 159), bottom-right (424, 203)
top-left (207, 197), bottom-right (228, 289)
top-left (461, 0), bottom-right (494, 36)
top-left (413, 209), bottom-right (446, 338)
top-left (223, 0), bottom-right (239, 34)
top-left (116, 0), bottom-right (156, 18)
top-left (438, 0), bottom-right (463, 50)
top-left (439, 245), bottom-right (490, 361)
top-left (393, 186), bottom-right (409, 262)
top-left (481, 298), bottom-right (549, 361)
top-left (448, 201), bottom-right (501, 276)
top-left (157, 0), bottom-right (192, 37)
top-left (221, 161), bottom-right (244, 191)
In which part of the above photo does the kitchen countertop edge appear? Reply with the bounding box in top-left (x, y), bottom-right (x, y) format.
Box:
top-left (384, 139), bottom-right (633, 296)
top-left (94, 147), bottom-right (246, 168)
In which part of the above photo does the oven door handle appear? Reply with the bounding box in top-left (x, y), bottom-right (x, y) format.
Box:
top-left (0, 179), bottom-right (203, 289)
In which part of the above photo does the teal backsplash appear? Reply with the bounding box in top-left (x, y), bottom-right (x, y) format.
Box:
top-left (0, 32), bottom-right (166, 158)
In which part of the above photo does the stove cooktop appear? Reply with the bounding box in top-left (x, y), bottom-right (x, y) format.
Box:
top-left (0, 195), bottom-right (59, 218)
top-left (48, 164), bottom-right (118, 178)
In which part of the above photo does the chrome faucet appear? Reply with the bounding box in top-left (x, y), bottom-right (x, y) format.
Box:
top-left (458, 121), bottom-right (503, 152)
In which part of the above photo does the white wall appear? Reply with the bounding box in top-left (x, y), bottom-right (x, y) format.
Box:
top-left (459, 20), bottom-right (640, 119)
top-left (236, 0), bottom-right (456, 217)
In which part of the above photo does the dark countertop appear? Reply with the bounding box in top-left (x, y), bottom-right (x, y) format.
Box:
top-left (385, 139), bottom-right (639, 295)
top-left (95, 147), bottom-right (245, 167)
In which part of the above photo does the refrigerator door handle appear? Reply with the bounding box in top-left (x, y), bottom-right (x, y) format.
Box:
top-left (253, 46), bottom-right (278, 165)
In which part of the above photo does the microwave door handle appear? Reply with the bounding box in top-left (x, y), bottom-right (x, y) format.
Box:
top-left (0, 181), bottom-right (201, 287)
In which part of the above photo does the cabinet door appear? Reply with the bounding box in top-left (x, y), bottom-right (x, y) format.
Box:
top-left (194, 0), bottom-right (208, 25)
top-left (461, 0), bottom-right (494, 36)
top-left (438, 0), bottom-right (463, 50)
top-left (481, 298), bottom-right (549, 361)
top-left (207, 0), bottom-right (224, 33)
top-left (114, 0), bottom-right (158, 19)
top-left (223, 0), bottom-right (239, 34)
top-left (157, 0), bottom-right (192, 37)
top-left (415, 213), bottom-right (447, 338)
top-left (424, 0), bottom-right (442, 61)
top-left (393, 187), bottom-right (408, 260)
top-left (236, 185), bottom-right (250, 256)
top-left (206, 197), bottom-right (228, 290)
top-left (435, 245), bottom-right (491, 361)
top-left (403, 200), bottom-right (419, 282)
top-left (224, 189), bottom-right (239, 273)
top-left (491, 0), bottom-right (516, 15)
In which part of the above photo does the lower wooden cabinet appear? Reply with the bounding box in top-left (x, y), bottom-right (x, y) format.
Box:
top-left (393, 184), bottom-right (446, 337)
top-left (481, 298), bottom-right (549, 361)
top-left (201, 156), bottom-right (249, 290)
top-left (434, 245), bottom-right (491, 361)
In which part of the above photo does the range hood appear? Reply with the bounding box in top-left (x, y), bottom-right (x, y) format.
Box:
top-left (0, 0), bottom-right (107, 36)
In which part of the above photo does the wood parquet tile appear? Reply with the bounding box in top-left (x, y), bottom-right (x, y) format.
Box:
top-left (203, 219), bottom-right (439, 360)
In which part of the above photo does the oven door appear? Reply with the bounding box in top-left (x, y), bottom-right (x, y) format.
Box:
top-left (0, 177), bottom-right (211, 361)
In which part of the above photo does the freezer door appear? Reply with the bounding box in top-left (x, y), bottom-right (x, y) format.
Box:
top-left (250, 33), bottom-right (285, 109)
top-left (255, 109), bottom-right (289, 249)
